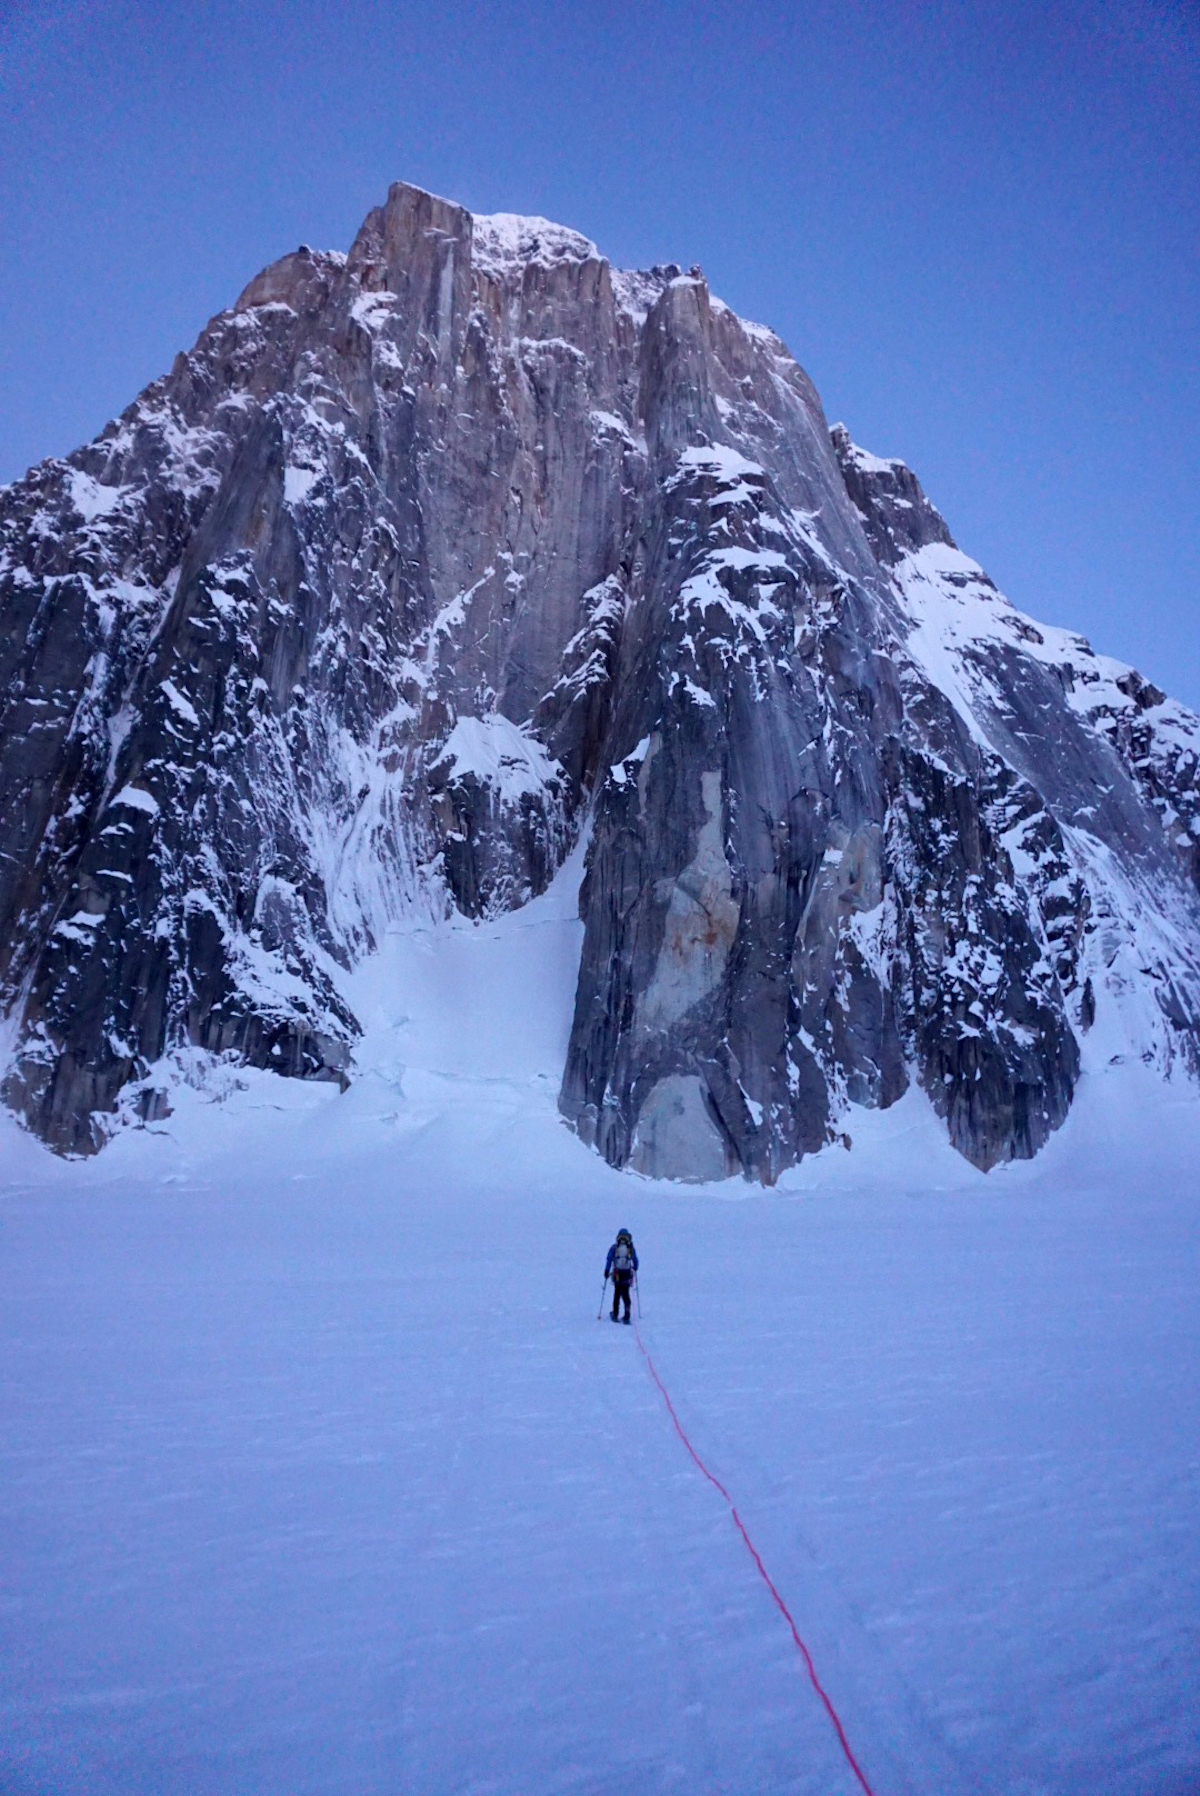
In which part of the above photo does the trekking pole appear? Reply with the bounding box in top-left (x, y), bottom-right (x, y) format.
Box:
top-left (635, 1273), bottom-right (642, 1318)
top-left (597, 1275), bottom-right (608, 1321)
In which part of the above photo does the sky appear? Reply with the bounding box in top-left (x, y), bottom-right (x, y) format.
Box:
top-left (2, 0), bottom-right (1197, 704)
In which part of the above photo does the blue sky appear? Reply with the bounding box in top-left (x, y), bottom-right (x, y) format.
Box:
top-left (2, 0), bottom-right (1197, 703)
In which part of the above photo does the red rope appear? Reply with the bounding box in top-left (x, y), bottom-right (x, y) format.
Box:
top-left (633, 1319), bottom-right (878, 1796)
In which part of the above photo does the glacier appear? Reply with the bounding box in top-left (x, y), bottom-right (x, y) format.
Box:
top-left (1, 843), bottom-right (1197, 1793)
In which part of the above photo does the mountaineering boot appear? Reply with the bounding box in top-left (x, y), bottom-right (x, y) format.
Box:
top-left (623, 1315), bottom-right (631, 1325)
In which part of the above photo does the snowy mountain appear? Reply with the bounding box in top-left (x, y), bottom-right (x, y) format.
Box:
top-left (1, 178), bottom-right (1197, 1171)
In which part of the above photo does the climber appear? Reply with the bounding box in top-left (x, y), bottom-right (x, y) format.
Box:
top-left (604, 1228), bottom-right (639, 1324)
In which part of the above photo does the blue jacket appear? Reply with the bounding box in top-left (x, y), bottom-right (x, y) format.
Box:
top-left (605, 1239), bottom-right (639, 1277)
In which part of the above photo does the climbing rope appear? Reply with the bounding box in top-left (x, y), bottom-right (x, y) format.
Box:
top-left (633, 1318), bottom-right (878, 1796)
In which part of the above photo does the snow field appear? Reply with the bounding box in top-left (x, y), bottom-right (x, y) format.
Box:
top-left (1, 858), bottom-right (1198, 1793)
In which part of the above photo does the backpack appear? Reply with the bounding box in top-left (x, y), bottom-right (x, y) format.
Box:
top-left (612, 1234), bottom-right (634, 1274)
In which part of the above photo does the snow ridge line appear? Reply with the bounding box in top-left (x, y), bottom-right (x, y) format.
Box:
top-left (633, 1321), bottom-right (878, 1796)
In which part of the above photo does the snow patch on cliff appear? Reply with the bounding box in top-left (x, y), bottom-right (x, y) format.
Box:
top-left (67, 469), bottom-right (127, 522)
top-left (472, 213), bottom-right (598, 280)
top-left (109, 785), bottom-right (160, 817)
top-left (433, 714), bottom-right (563, 803)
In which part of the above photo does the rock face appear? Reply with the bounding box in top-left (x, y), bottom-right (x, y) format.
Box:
top-left (1, 181), bottom-right (1198, 1169)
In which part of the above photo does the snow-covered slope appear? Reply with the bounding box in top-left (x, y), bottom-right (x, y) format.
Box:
top-left (846, 429), bottom-right (1200, 1090)
top-left (2, 849), bottom-right (1197, 1794)
top-left (0, 180), bottom-right (1197, 1178)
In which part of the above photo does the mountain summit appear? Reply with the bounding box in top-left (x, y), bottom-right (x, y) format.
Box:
top-left (1, 180), bottom-right (1197, 1172)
